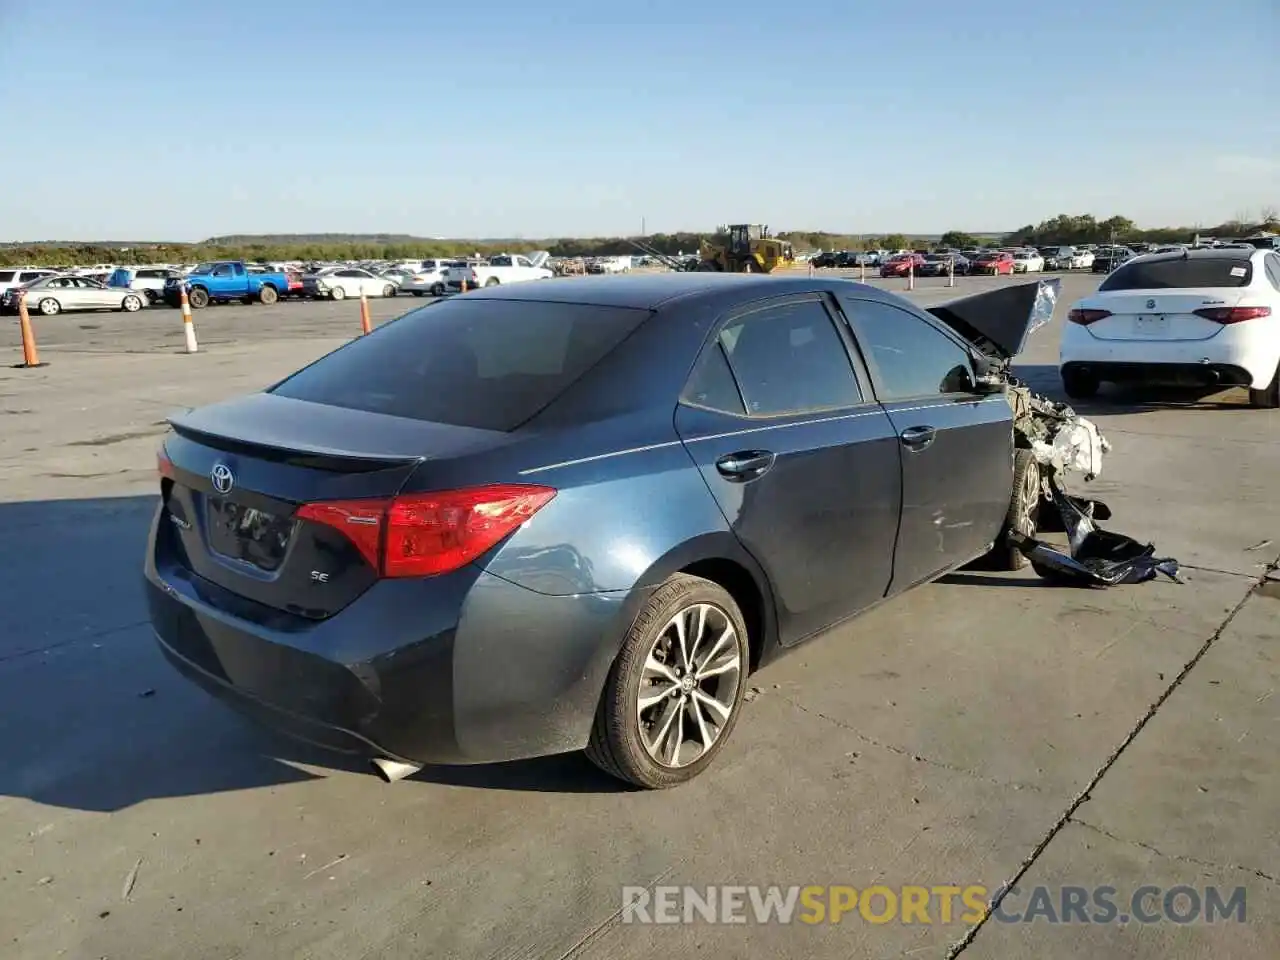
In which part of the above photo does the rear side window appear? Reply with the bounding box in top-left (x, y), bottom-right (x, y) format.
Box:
top-left (1099, 258), bottom-right (1253, 290)
top-left (271, 300), bottom-right (649, 431)
top-left (713, 298), bottom-right (861, 416)
top-left (0, 271), bottom-right (14, 282)
top-left (842, 299), bottom-right (976, 401)
top-left (682, 343), bottom-right (745, 414)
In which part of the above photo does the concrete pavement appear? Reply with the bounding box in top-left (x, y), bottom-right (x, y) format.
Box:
top-left (1, 272), bottom-right (1276, 959)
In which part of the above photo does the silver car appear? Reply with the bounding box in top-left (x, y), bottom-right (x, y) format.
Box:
top-left (6, 274), bottom-right (148, 316)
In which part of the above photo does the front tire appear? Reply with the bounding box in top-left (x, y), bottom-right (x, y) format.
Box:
top-left (430, 283), bottom-right (445, 296)
top-left (586, 574), bottom-right (749, 789)
top-left (484, 277), bottom-right (500, 287)
top-left (188, 287), bottom-right (210, 309)
top-left (995, 449), bottom-right (1041, 571)
top-left (383, 284), bottom-right (396, 297)
top-left (330, 285), bottom-right (346, 301)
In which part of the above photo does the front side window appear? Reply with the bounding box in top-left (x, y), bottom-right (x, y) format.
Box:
top-left (841, 299), bottom-right (976, 401)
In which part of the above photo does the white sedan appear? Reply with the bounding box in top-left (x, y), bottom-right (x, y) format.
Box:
top-left (303, 267), bottom-right (399, 301)
top-left (400, 262), bottom-right (452, 297)
top-left (1060, 247), bottom-right (1280, 407)
top-left (1012, 251), bottom-right (1045, 273)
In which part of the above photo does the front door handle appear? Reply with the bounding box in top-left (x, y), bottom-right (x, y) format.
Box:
top-left (715, 450), bottom-right (775, 481)
top-left (899, 425), bottom-right (936, 451)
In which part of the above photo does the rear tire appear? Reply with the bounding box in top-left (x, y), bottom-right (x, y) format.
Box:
top-left (1248, 363), bottom-right (1280, 408)
top-left (585, 574), bottom-right (749, 789)
top-left (121, 294), bottom-right (142, 312)
top-left (430, 283), bottom-right (444, 296)
top-left (259, 285), bottom-right (278, 305)
top-left (484, 277), bottom-right (500, 287)
top-left (1061, 367), bottom-right (1100, 400)
top-left (38, 297), bottom-right (61, 316)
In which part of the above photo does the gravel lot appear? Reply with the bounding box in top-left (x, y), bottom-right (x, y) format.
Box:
top-left (1, 271), bottom-right (1277, 959)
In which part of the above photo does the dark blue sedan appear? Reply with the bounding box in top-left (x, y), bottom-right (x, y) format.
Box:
top-left (146, 273), bottom-right (1044, 789)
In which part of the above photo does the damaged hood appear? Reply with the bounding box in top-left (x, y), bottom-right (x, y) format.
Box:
top-left (927, 277), bottom-right (1061, 361)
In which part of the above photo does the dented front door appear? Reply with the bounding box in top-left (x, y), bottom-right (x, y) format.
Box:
top-left (879, 394), bottom-right (1013, 591)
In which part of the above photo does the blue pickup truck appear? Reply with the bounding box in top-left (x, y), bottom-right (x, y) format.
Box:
top-left (163, 261), bottom-right (293, 308)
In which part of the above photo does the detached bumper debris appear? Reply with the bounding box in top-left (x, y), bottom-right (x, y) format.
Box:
top-left (1010, 479), bottom-right (1182, 586)
top-left (1008, 386), bottom-right (1180, 587)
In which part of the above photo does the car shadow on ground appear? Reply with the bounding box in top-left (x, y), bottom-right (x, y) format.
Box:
top-left (0, 495), bottom-right (625, 813)
top-left (1011, 363), bottom-right (1249, 414)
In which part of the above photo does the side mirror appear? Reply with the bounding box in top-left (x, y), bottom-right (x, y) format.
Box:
top-left (970, 354), bottom-right (1005, 394)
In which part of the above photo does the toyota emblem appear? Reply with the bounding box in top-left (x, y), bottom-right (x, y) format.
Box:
top-left (1146, 298), bottom-right (1156, 310)
top-left (211, 462), bottom-right (235, 495)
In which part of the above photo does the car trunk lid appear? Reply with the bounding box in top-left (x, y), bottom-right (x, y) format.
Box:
top-left (1077, 289), bottom-right (1248, 341)
top-left (159, 393), bottom-right (505, 619)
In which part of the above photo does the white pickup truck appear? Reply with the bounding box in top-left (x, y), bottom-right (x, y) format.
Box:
top-left (446, 251), bottom-right (553, 291)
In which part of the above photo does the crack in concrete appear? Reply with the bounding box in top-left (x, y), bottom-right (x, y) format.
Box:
top-left (0, 619), bottom-right (150, 666)
top-left (1179, 563), bottom-right (1267, 581)
top-left (775, 692), bottom-right (1045, 795)
top-left (1069, 817), bottom-right (1279, 886)
top-left (555, 863), bottom-right (679, 960)
top-left (943, 559), bottom-right (1276, 958)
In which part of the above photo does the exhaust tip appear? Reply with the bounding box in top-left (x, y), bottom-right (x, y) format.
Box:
top-left (370, 757), bottom-right (423, 783)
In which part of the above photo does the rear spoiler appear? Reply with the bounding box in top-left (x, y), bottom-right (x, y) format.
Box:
top-left (927, 277), bottom-right (1060, 362)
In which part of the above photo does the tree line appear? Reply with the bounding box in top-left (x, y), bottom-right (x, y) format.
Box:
top-left (1, 212), bottom-right (1275, 268)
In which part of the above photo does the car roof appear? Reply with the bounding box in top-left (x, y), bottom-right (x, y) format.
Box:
top-left (461, 272), bottom-right (919, 312)
top-left (1130, 247), bottom-right (1259, 264)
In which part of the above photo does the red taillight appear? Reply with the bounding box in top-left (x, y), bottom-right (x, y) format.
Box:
top-left (296, 484), bottom-right (556, 579)
top-left (157, 449), bottom-right (175, 479)
top-left (1193, 306), bottom-right (1272, 324)
top-left (1068, 308), bottom-right (1112, 325)
top-left (295, 498), bottom-right (387, 571)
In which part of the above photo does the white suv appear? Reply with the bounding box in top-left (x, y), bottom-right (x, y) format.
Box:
top-left (0, 267), bottom-right (56, 295)
top-left (1060, 247), bottom-right (1280, 407)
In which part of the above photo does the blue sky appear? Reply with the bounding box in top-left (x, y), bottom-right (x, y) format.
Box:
top-left (1, 0), bottom-right (1276, 240)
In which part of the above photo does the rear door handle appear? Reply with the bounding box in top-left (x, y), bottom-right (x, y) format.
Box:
top-left (899, 425), bottom-right (936, 451)
top-left (715, 450), bottom-right (775, 481)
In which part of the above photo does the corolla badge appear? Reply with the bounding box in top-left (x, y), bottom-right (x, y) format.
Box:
top-left (1146, 299), bottom-right (1156, 310)
top-left (211, 462), bottom-right (235, 495)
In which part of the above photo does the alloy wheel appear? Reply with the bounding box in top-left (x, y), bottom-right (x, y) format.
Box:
top-left (636, 603), bottom-right (743, 768)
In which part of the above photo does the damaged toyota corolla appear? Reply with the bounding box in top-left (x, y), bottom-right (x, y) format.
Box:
top-left (146, 273), bottom-right (1130, 790)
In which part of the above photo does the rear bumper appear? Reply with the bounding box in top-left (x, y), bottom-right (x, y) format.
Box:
top-left (1060, 322), bottom-right (1277, 388)
top-left (1061, 360), bottom-right (1254, 387)
top-left (145, 506), bottom-right (646, 766)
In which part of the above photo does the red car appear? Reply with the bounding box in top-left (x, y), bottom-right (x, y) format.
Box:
top-left (972, 251), bottom-right (1015, 276)
top-left (879, 253), bottom-right (927, 278)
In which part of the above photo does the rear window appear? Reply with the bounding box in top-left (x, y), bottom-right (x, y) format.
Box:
top-left (0, 271), bottom-right (14, 282)
top-left (270, 299), bottom-right (649, 431)
top-left (1099, 258), bottom-right (1253, 291)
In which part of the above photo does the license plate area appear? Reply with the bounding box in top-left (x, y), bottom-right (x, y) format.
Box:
top-left (1132, 314), bottom-right (1169, 336)
top-left (206, 496), bottom-right (294, 572)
